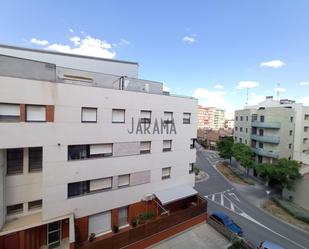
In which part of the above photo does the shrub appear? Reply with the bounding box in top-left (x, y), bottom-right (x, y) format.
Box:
top-left (139, 211), bottom-right (154, 221)
top-left (272, 197), bottom-right (309, 224)
top-left (194, 164), bottom-right (200, 176)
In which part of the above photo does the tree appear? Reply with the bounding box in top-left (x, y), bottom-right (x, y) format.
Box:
top-left (256, 163), bottom-right (274, 186)
top-left (217, 137), bottom-right (234, 164)
top-left (232, 143), bottom-right (254, 174)
top-left (273, 159), bottom-right (302, 191)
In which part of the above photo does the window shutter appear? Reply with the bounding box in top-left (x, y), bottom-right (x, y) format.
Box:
top-left (90, 177), bottom-right (112, 191)
top-left (0, 104), bottom-right (20, 116)
top-left (118, 174), bottom-right (130, 187)
top-left (164, 112), bottom-right (172, 121)
top-left (162, 167), bottom-right (171, 177)
top-left (90, 144), bottom-right (112, 155)
top-left (26, 106), bottom-right (46, 121)
top-left (82, 108), bottom-right (97, 122)
top-left (163, 140), bottom-right (172, 149)
top-left (88, 211), bottom-right (111, 235)
top-left (140, 111), bottom-right (151, 119)
top-left (140, 141), bottom-right (151, 151)
top-left (112, 109), bottom-right (125, 123)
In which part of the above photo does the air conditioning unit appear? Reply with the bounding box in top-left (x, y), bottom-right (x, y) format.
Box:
top-left (142, 193), bottom-right (153, 202)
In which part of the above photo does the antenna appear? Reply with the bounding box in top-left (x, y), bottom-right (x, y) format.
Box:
top-left (245, 87), bottom-right (249, 106)
top-left (277, 83), bottom-right (280, 100)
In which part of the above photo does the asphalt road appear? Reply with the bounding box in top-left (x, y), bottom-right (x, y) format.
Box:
top-left (194, 144), bottom-right (309, 249)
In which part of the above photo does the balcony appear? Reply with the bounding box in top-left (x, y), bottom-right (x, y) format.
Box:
top-left (252, 148), bottom-right (279, 158)
top-left (251, 121), bottom-right (281, 129)
top-left (251, 134), bottom-right (280, 144)
top-left (78, 196), bottom-right (207, 249)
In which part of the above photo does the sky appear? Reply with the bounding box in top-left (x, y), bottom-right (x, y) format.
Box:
top-left (1, 0), bottom-right (309, 115)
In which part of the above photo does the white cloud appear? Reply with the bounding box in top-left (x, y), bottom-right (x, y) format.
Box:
top-left (260, 60), bottom-right (286, 68)
top-left (300, 82), bottom-right (309, 86)
top-left (30, 38), bottom-right (49, 46)
top-left (214, 84), bottom-right (224, 89)
top-left (163, 85), bottom-right (170, 92)
top-left (69, 28), bottom-right (74, 33)
top-left (182, 36), bottom-right (195, 44)
top-left (300, 97), bottom-right (309, 105)
top-left (236, 81), bottom-right (259, 89)
top-left (192, 88), bottom-right (227, 109)
top-left (247, 93), bottom-right (265, 105)
top-left (46, 35), bottom-right (116, 59)
top-left (273, 87), bottom-right (286, 92)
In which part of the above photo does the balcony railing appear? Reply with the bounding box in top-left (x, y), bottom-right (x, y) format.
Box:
top-left (251, 134), bottom-right (280, 144)
top-left (78, 196), bottom-right (207, 249)
top-left (252, 148), bottom-right (279, 158)
top-left (251, 121), bottom-right (281, 129)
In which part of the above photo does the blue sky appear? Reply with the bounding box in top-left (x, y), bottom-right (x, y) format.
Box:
top-left (1, 0), bottom-right (309, 114)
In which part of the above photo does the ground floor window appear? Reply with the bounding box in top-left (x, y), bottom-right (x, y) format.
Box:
top-left (47, 221), bottom-right (61, 249)
top-left (118, 206), bottom-right (128, 227)
top-left (88, 211), bottom-right (111, 236)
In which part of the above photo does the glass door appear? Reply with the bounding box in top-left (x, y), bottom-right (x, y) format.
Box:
top-left (47, 221), bottom-right (61, 249)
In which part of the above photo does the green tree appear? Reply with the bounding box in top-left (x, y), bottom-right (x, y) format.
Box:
top-left (217, 137), bottom-right (234, 164)
top-left (232, 143), bottom-right (254, 174)
top-left (256, 163), bottom-right (274, 186)
top-left (274, 158), bottom-right (302, 191)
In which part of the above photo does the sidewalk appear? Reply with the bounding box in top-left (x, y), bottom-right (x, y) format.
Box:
top-left (148, 222), bottom-right (230, 249)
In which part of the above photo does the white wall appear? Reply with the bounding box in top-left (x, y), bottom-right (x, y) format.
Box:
top-left (0, 76), bottom-right (197, 221)
top-left (0, 45), bottom-right (138, 78)
top-left (0, 150), bottom-right (5, 229)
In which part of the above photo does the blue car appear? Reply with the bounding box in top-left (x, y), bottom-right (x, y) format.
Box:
top-left (210, 212), bottom-right (243, 236)
top-left (258, 240), bottom-right (285, 249)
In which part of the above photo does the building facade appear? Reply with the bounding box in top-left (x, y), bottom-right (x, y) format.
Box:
top-left (234, 97), bottom-right (309, 168)
top-left (0, 45), bottom-right (203, 249)
top-left (197, 106), bottom-right (225, 130)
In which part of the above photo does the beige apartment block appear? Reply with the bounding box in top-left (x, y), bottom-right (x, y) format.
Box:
top-left (198, 106), bottom-right (225, 130)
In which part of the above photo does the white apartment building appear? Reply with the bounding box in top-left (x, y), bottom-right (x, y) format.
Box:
top-left (234, 96), bottom-right (309, 174)
top-left (197, 106), bottom-right (225, 130)
top-left (0, 45), bottom-right (204, 249)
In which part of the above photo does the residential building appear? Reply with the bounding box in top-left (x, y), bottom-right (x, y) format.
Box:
top-left (0, 45), bottom-right (206, 249)
top-left (197, 106), bottom-right (225, 130)
top-left (226, 119), bottom-right (234, 129)
top-left (197, 128), bottom-right (233, 150)
top-left (234, 96), bottom-right (309, 173)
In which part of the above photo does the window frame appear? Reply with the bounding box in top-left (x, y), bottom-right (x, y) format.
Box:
top-left (81, 107), bottom-right (97, 123)
top-left (118, 174), bottom-right (130, 188)
top-left (29, 147), bottom-right (43, 172)
top-left (0, 103), bottom-right (20, 122)
top-left (183, 112), bottom-right (191, 124)
top-left (161, 167), bottom-right (171, 180)
top-left (6, 148), bottom-right (24, 175)
top-left (7, 203), bottom-right (23, 215)
top-left (163, 140), bottom-right (172, 152)
top-left (189, 163), bottom-right (194, 174)
top-left (28, 199), bottom-right (42, 211)
top-left (140, 110), bottom-right (152, 124)
top-left (163, 111), bottom-right (173, 124)
top-left (140, 141), bottom-right (151, 154)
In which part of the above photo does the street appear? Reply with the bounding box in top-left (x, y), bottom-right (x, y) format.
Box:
top-left (195, 144), bottom-right (309, 249)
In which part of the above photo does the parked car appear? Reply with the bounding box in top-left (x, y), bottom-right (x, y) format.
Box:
top-left (210, 212), bottom-right (243, 236)
top-left (258, 240), bottom-right (285, 249)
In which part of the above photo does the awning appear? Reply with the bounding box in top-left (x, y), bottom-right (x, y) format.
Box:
top-left (154, 185), bottom-right (198, 205)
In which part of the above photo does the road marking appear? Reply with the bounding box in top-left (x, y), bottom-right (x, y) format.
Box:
top-left (230, 202), bottom-right (235, 211)
top-left (228, 192), bottom-right (240, 202)
top-left (211, 194), bottom-right (215, 201)
top-left (220, 193), bottom-right (224, 205)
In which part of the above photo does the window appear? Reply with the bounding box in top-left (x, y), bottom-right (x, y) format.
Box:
top-left (48, 221), bottom-right (61, 249)
top-left (162, 167), bottom-right (171, 179)
top-left (289, 144), bottom-right (292, 149)
top-left (252, 114), bottom-right (258, 122)
top-left (240, 116), bottom-right (243, 121)
top-left (118, 174), bottom-right (130, 188)
top-left (68, 144), bottom-right (113, 160)
top-left (246, 116), bottom-right (249, 121)
top-left (81, 107), bottom-right (97, 123)
top-left (118, 206), bottom-right (128, 227)
top-left (304, 114), bottom-right (309, 120)
top-left (88, 211), bottom-right (111, 236)
top-left (183, 113), bottom-right (191, 124)
top-left (260, 116), bottom-right (264, 122)
top-left (28, 199), bottom-right (42, 211)
top-left (305, 127), bottom-right (309, 132)
top-left (140, 110), bottom-right (151, 123)
top-left (29, 147), bottom-right (42, 172)
top-left (289, 130), bottom-right (293, 136)
top-left (240, 127), bottom-right (243, 132)
top-left (112, 109), bottom-right (125, 123)
top-left (89, 144), bottom-right (113, 158)
top-left (246, 128), bottom-right (248, 133)
top-left (304, 138), bottom-right (308, 144)
top-left (68, 181), bottom-right (89, 198)
top-left (7, 203), bottom-right (23, 215)
top-left (7, 148), bottom-right (23, 175)
top-left (236, 116), bottom-right (238, 121)
top-left (140, 141), bottom-right (151, 154)
top-left (234, 137), bottom-right (237, 141)
top-left (90, 177), bottom-right (112, 192)
top-left (259, 142), bottom-right (263, 149)
top-left (68, 145), bottom-right (88, 160)
top-left (235, 127), bottom-right (238, 131)
top-left (163, 112), bottom-right (173, 124)
top-left (189, 163), bottom-right (194, 174)
top-left (259, 129), bottom-right (264, 136)
top-left (26, 105), bottom-right (46, 122)
top-left (239, 138), bottom-right (242, 144)
top-left (290, 116), bottom-right (294, 122)
top-left (245, 139), bottom-right (247, 144)
top-left (163, 140), bottom-right (172, 152)
top-left (190, 138), bottom-right (196, 149)
top-left (0, 103), bottom-right (20, 122)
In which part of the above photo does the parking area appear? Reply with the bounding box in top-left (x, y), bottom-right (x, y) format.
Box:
top-left (148, 222), bottom-right (230, 249)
